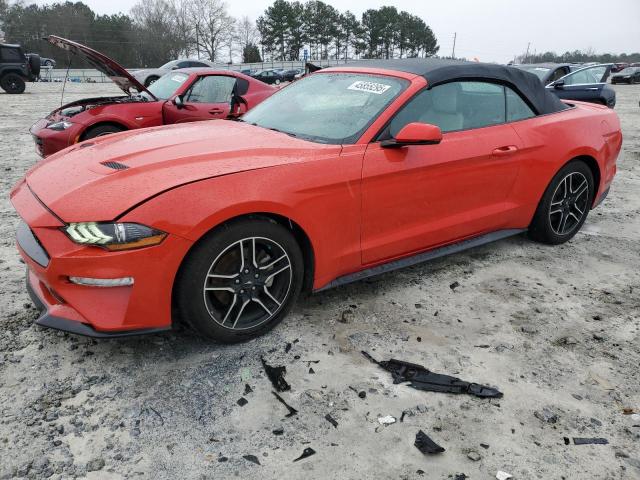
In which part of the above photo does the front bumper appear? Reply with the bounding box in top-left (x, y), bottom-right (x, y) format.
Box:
top-left (11, 180), bottom-right (194, 337)
top-left (30, 118), bottom-right (83, 157)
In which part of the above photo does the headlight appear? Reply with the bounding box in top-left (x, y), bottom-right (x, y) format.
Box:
top-left (63, 222), bottom-right (167, 251)
top-left (47, 120), bottom-right (74, 131)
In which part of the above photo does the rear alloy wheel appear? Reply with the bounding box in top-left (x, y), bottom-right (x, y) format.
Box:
top-left (529, 161), bottom-right (594, 244)
top-left (175, 218), bottom-right (303, 343)
top-left (0, 73), bottom-right (26, 94)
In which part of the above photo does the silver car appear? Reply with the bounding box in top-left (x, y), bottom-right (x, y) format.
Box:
top-left (132, 59), bottom-right (217, 87)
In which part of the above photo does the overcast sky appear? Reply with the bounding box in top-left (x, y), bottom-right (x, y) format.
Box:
top-left (34, 0), bottom-right (640, 62)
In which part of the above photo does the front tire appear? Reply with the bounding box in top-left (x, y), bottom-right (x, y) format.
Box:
top-left (0, 73), bottom-right (26, 94)
top-left (175, 217), bottom-right (304, 343)
top-left (81, 124), bottom-right (124, 140)
top-left (529, 160), bottom-right (594, 245)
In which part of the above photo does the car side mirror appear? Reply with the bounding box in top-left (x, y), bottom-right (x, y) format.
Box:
top-left (553, 80), bottom-right (565, 89)
top-left (171, 65), bottom-right (180, 70)
top-left (173, 95), bottom-right (184, 109)
top-left (381, 122), bottom-right (443, 148)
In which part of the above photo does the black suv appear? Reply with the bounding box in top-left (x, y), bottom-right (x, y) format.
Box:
top-left (0, 43), bottom-right (40, 94)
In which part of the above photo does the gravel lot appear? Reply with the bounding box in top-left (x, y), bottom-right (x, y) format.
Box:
top-left (0, 83), bottom-right (639, 480)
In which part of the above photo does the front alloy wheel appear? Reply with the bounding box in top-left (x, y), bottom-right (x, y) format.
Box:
top-left (175, 217), bottom-right (303, 343)
top-left (203, 237), bottom-right (292, 330)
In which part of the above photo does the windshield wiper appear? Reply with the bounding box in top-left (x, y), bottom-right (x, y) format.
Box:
top-left (267, 127), bottom-right (297, 138)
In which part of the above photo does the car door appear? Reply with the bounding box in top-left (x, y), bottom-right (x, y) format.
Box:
top-left (547, 64), bottom-right (612, 103)
top-left (361, 81), bottom-right (529, 265)
top-left (163, 74), bottom-right (236, 124)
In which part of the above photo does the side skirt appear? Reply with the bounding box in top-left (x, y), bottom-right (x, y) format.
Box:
top-left (315, 229), bottom-right (526, 292)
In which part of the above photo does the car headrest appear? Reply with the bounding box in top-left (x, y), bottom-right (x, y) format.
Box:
top-left (432, 82), bottom-right (460, 114)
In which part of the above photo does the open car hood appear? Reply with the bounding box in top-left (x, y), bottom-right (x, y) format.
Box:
top-left (47, 35), bottom-right (156, 99)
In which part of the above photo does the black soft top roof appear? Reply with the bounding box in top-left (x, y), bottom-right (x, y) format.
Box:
top-left (343, 58), bottom-right (567, 115)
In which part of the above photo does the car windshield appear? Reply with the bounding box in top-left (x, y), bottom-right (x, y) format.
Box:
top-left (618, 67), bottom-right (636, 75)
top-left (159, 60), bottom-right (179, 70)
top-left (514, 66), bottom-right (551, 80)
top-left (142, 72), bottom-right (189, 100)
top-left (242, 72), bottom-right (408, 144)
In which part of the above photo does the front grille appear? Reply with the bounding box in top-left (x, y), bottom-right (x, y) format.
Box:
top-left (100, 161), bottom-right (129, 170)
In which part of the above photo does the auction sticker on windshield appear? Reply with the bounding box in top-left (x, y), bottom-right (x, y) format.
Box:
top-left (348, 80), bottom-right (392, 95)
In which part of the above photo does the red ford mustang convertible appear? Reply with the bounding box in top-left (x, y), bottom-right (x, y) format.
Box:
top-left (11, 59), bottom-right (621, 342)
top-left (31, 36), bottom-right (275, 157)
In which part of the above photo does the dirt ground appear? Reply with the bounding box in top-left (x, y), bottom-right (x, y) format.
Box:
top-left (0, 83), bottom-right (639, 480)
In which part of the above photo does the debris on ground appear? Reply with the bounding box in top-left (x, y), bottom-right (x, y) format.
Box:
top-left (454, 474), bottom-right (468, 480)
top-left (362, 351), bottom-right (502, 398)
top-left (377, 415), bottom-right (396, 426)
top-left (414, 430), bottom-right (445, 454)
top-left (272, 391), bottom-right (298, 417)
top-left (261, 357), bottom-right (291, 392)
top-left (243, 455), bottom-right (261, 465)
top-left (293, 447), bottom-right (316, 462)
top-left (534, 407), bottom-right (559, 424)
top-left (273, 427), bottom-right (284, 436)
top-left (450, 281), bottom-right (460, 290)
top-left (496, 471), bottom-right (513, 480)
top-left (466, 450), bottom-right (481, 461)
top-left (325, 413), bottom-right (338, 428)
top-left (237, 397), bottom-right (248, 407)
top-left (572, 437), bottom-right (609, 445)
top-left (339, 310), bottom-right (355, 323)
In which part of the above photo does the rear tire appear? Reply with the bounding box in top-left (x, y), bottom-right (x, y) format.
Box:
top-left (0, 73), bottom-right (26, 94)
top-left (81, 124), bottom-right (124, 140)
top-left (144, 76), bottom-right (159, 87)
top-left (175, 217), bottom-right (304, 343)
top-left (529, 160), bottom-right (594, 245)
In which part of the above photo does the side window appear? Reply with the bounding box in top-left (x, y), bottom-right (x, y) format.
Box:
top-left (506, 88), bottom-right (535, 122)
top-left (549, 67), bottom-right (569, 84)
top-left (190, 61), bottom-right (209, 68)
top-left (563, 66), bottom-right (608, 85)
top-left (184, 75), bottom-right (236, 103)
top-left (388, 81), bottom-right (506, 136)
top-left (1, 47), bottom-right (23, 62)
top-left (176, 61), bottom-right (191, 69)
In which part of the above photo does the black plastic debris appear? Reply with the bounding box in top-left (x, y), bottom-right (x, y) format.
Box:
top-left (218, 456), bottom-right (228, 462)
top-left (243, 454), bottom-right (261, 465)
top-left (450, 281), bottom-right (460, 290)
top-left (272, 391), bottom-right (298, 417)
top-left (261, 357), bottom-right (290, 392)
top-left (572, 437), bottom-right (609, 445)
top-left (309, 367), bottom-right (315, 374)
top-left (244, 384), bottom-right (253, 395)
top-left (358, 390), bottom-right (366, 399)
top-left (273, 427), bottom-right (284, 435)
top-left (293, 447), bottom-right (316, 462)
top-left (362, 351), bottom-right (502, 399)
top-left (237, 397), bottom-right (248, 407)
top-left (285, 342), bottom-right (292, 353)
top-left (454, 474), bottom-right (468, 480)
top-left (414, 430), bottom-right (445, 454)
top-left (325, 414), bottom-right (338, 428)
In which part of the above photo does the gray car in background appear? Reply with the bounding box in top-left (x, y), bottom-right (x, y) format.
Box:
top-left (131, 58), bottom-right (217, 87)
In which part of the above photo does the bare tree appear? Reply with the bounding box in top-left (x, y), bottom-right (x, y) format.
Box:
top-left (189, 0), bottom-right (233, 62)
top-left (169, 0), bottom-right (194, 57)
top-left (131, 0), bottom-right (182, 65)
top-left (236, 15), bottom-right (258, 53)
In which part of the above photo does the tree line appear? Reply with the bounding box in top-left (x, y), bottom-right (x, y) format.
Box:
top-left (0, 0), bottom-right (438, 67)
top-left (516, 49), bottom-right (640, 65)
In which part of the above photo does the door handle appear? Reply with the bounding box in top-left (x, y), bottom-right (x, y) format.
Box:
top-left (209, 108), bottom-right (224, 114)
top-left (492, 145), bottom-right (519, 157)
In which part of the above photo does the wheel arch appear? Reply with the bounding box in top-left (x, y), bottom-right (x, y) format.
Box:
top-left (79, 120), bottom-right (129, 141)
top-left (569, 154), bottom-right (601, 205)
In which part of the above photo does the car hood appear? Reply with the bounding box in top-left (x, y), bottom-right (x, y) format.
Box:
top-left (47, 35), bottom-right (155, 99)
top-left (24, 121), bottom-right (341, 222)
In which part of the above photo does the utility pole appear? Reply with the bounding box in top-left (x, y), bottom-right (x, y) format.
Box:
top-left (452, 32), bottom-right (457, 59)
top-left (524, 42), bottom-right (530, 63)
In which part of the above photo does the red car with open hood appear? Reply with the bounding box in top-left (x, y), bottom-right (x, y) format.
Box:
top-left (11, 59), bottom-right (621, 343)
top-left (30, 36), bottom-right (275, 157)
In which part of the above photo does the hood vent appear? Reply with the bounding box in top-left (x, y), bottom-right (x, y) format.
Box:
top-left (100, 161), bottom-right (129, 170)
